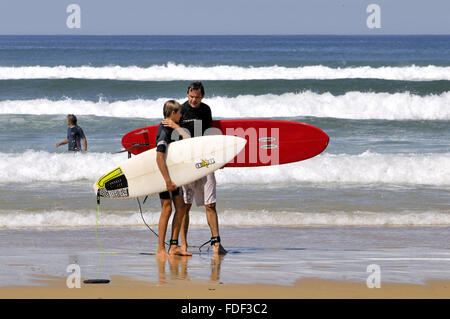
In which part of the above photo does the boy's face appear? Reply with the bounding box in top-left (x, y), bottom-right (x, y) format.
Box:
top-left (171, 108), bottom-right (181, 123)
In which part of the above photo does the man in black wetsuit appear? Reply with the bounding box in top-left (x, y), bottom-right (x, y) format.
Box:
top-left (163, 82), bottom-right (227, 255)
top-left (155, 100), bottom-right (191, 259)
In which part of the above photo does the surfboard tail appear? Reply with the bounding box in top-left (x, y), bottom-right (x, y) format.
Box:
top-left (94, 167), bottom-right (130, 198)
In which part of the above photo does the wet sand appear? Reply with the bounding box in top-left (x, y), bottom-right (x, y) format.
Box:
top-left (0, 274), bottom-right (449, 299)
top-left (1, 226), bottom-right (449, 300)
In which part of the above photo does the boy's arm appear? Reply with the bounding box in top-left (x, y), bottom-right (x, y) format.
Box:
top-left (156, 151), bottom-right (177, 192)
top-left (82, 137), bottom-right (87, 152)
top-left (56, 138), bottom-right (69, 147)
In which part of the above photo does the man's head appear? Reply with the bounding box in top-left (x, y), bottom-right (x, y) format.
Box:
top-left (163, 100), bottom-right (181, 123)
top-left (187, 81), bottom-right (205, 108)
top-left (67, 114), bottom-right (77, 126)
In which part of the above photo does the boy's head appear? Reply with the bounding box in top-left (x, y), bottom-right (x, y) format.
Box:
top-left (66, 114), bottom-right (77, 126)
top-left (163, 100), bottom-right (181, 123)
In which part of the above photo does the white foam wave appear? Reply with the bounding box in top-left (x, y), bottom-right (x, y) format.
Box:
top-left (1, 63), bottom-right (450, 81)
top-left (0, 150), bottom-right (449, 186)
top-left (217, 151), bottom-right (450, 186)
top-left (1, 91), bottom-right (449, 120)
top-left (0, 209), bottom-right (448, 228)
top-left (0, 150), bottom-right (125, 183)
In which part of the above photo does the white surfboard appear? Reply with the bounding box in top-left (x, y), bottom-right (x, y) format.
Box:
top-left (94, 135), bottom-right (247, 199)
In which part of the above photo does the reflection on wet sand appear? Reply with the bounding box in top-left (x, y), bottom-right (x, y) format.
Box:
top-left (156, 254), bottom-right (225, 285)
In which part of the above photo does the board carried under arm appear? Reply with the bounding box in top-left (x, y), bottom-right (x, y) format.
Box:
top-left (94, 135), bottom-right (247, 199)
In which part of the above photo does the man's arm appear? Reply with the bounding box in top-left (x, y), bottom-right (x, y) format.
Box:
top-left (161, 120), bottom-right (191, 139)
top-left (56, 138), bottom-right (69, 148)
top-left (156, 151), bottom-right (177, 192)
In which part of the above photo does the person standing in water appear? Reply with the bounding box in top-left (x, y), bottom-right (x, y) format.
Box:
top-left (163, 82), bottom-right (227, 255)
top-left (55, 114), bottom-right (87, 152)
top-left (155, 100), bottom-right (192, 259)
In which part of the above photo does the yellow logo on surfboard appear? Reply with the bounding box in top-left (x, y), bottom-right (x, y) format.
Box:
top-left (195, 158), bottom-right (215, 169)
top-left (96, 167), bottom-right (123, 189)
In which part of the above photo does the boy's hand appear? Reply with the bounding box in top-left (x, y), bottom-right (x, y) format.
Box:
top-left (165, 180), bottom-right (177, 192)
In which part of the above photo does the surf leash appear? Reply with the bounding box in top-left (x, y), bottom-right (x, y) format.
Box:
top-left (137, 197), bottom-right (214, 253)
top-left (136, 197), bottom-right (163, 242)
top-left (83, 192), bottom-right (111, 284)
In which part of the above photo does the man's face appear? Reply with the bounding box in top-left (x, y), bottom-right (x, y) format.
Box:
top-left (187, 89), bottom-right (203, 108)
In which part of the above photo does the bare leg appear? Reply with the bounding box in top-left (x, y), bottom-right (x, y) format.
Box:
top-left (156, 199), bottom-right (172, 259)
top-left (169, 195), bottom-right (192, 256)
top-left (180, 203), bottom-right (191, 252)
top-left (205, 203), bottom-right (227, 255)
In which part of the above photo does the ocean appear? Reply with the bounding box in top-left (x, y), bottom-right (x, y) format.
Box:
top-left (0, 35), bottom-right (449, 286)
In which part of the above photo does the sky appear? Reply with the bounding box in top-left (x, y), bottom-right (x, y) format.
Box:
top-left (0, 0), bottom-right (449, 35)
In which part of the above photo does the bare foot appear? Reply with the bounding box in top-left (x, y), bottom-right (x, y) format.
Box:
top-left (212, 243), bottom-right (227, 255)
top-left (156, 248), bottom-right (170, 260)
top-left (169, 245), bottom-right (192, 256)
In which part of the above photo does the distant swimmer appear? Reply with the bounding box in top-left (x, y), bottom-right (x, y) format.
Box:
top-left (55, 114), bottom-right (87, 152)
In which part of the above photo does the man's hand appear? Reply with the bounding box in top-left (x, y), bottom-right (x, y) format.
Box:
top-left (162, 118), bottom-right (179, 129)
top-left (165, 180), bottom-right (178, 192)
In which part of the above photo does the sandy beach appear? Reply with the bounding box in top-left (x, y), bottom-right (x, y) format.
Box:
top-left (0, 226), bottom-right (449, 301)
top-left (0, 275), bottom-right (449, 299)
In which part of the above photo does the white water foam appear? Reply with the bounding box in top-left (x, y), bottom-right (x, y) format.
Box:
top-left (0, 209), bottom-right (448, 228)
top-left (1, 150), bottom-right (449, 186)
top-left (0, 150), bottom-right (125, 183)
top-left (1, 91), bottom-right (449, 120)
top-left (1, 63), bottom-right (450, 81)
top-left (217, 151), bottom-right (450, 187)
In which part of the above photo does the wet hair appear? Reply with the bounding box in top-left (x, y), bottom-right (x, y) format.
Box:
top-left (67, 114), bottom-right (77, 125)
top-left (163, 100), bottom-right (181, 118)
top-left (187, 81), bottom-right (205, 96)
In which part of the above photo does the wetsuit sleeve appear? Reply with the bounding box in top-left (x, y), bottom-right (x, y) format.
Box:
top-left (202, 105), bottom-right (212, 133)
top-left (78, 127), bottom-right (86, 139)
top-left (156, 129), bottom-right (170, 153)
top-left (205, 106), bottom-right (212, 128)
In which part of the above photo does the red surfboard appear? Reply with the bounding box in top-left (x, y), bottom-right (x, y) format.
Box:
top-left (121, 120), bottom-right (329, 167)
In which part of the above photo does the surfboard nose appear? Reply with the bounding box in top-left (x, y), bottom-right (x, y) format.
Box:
top-left (235, 136), bottom-right (247, 152)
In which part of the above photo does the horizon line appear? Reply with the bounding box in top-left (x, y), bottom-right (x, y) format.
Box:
top-left (0, 33), bottom-right (449, 37)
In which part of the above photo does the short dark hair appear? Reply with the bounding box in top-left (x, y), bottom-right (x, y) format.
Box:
top-left (163, 100), bottom-right (181, 118)
top-left (187, 81), bottom-right (205, 96)
top-left (67, 114), bottom-right (77, 125)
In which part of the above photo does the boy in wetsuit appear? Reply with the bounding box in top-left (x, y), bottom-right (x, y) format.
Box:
top-left (155, 100), bottom-right (191, 259)
top-left (56, 114), bottom-right (87, 152)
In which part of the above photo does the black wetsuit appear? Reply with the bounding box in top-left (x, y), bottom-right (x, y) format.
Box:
top-left (180, 101), bottom-right (212, 137)
top-left (155, 123), bottom-right (181, 199)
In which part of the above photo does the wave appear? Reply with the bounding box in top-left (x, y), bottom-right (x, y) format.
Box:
top-left (0, 209), bottom-right (448, 228)
top-left (220, 151), bottom-right (450, 186)
top-left (1, 91), bottom-right (449, 120)
top-left (1, 150), bottom-right (449, 186)
top-left (1, 63), bottom-right (450, 81)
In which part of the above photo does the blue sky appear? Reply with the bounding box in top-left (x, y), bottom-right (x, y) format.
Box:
top-left (0, 0), bottom-right (449, 35)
